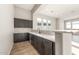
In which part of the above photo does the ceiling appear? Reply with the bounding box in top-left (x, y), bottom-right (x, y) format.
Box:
top-left (35, 4), bottom-right (79, 18)
top-left (15, 4), bottom-right (35, 11)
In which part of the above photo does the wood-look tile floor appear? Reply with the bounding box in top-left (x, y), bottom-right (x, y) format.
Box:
top-left (10, 41), bottom-right (39, 55)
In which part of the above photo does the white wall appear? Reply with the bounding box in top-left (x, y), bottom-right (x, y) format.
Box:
top-left (58, 18), bottom-right (64, 30)
top-left (14, 6), bottom-right (32, 33)
top-left (15, 6), bottom-right (32, 20)
top-left (33, 13), bottom-right (56, 31)
top-left (58, 15), bottom-right (79, 30)
top-left (58, 9), bottom-right (79, 30)
top-left (14, 28), bottom-right (32, 33)
top-left (0, 4), bottom-right (14, 54)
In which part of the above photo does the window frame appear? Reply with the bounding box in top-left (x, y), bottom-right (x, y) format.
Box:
top-left (64, 19), bottom-right (79, 30)
top-left (64, 20), bottom-right (72, 30)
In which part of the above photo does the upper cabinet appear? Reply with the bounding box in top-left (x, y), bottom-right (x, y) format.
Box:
top-left (14, 18), bottom-right (33, 28)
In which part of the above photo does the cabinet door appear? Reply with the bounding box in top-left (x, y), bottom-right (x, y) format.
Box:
top-left (52, 42), bottom-right (55, 55)
top-left (28, 20), bottom-right (33, 28)
top-left (42, 39), bottom-right (53, 55)
top-left (31, 35), bottom-right (44, 55)
top-left (24, 20), bottom-right (29, 28)
top-left (14, 19), bottom-right (24, 28)
top-left (37, 36), bottom-right (44, 55)
top-left (31, 34), bottom-right (34, 46)
top-left (29, 33), bottom-right (31, 43)
top-left (31, 34), bottom-right (36, 47)
top-left (33, 35), bottom-right (38, 50)
top-left (14, 33), bottom-right (27, 43)
top-left (33, 35), bottom-right (37, 49)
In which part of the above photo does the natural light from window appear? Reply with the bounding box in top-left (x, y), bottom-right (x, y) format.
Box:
top-left (65, 20), bottom-right (79, 29)
top-left (72, 21), bottom-right (79, 29)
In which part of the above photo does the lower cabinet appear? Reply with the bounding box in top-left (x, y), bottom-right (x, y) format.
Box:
top-left (30, 34), bottom-right (55, 55)
top-left (42, 39), bottom-right (53, 55)
top-left (14, 33), bottom-right (29, 43)
top-left (36, 36), bottom-right (44, 55)
top-left (52, 42), bottom-right (55, 55)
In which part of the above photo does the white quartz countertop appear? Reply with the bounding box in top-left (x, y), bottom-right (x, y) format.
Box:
top-left (52, 30), bottom-right (79, 33)
top-left (29, 32), bottom-right (55, 42)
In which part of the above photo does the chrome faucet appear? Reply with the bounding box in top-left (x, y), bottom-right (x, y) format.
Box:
top-left (37, 28), bottom-right (41, 34)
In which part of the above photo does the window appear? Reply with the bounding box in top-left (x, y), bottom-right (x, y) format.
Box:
top-left (37, 18), bottom-right (42, 26)
top-left (65, 21), bottom-right (71, 29)
top-left (65, 20), bottom-right (79, 43)
top-left (43, 19), bottom-right (47, 26)
top-left (65, 19), bottom-right (79, 30)
top-left (72, 21), bottom-right (79, 29)
top-left (47, 20), bottom-right (51, 26)
top-left (37, 18), bottom-right (42, 23)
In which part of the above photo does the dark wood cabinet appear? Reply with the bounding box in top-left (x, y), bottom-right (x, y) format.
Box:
top-left (14, 33), bottom-right (29, 43)
top-left (30, 34), bottom-right (35, 46)
top-left (42, 39), bottom-right (53, 55)
top-left (52, 42), bottom-right (55, 55)
top-left (36, 36), bottom-right (44, 55)
top-left (14, 18), bottom-right (33, 28)
top-left (29, 33), bottom-right (55, 55)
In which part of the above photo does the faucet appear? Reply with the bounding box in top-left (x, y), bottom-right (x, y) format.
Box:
top-left (37, 28), bottom-right (41, 34)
